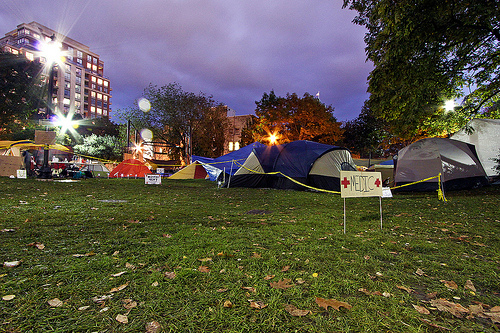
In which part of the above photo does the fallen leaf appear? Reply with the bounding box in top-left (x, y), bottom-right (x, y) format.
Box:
top-left (484, 311), bottom-right (500, 323)
top-left (440, 280), bottom-right (458, 290)
top-left (270, 278), bottom-right (294, 290)
top-left (162, 233), bottom-right (172, 238)
top-left (242, 286), bottom-right (256, 293)
top-left (415, 268), bottom-right (425, 276)
top-left (164, 271), bottom-right (176, 279)
top-left (430, 298), bottom-right (469, 318)
top-left (281, 265), bottom-right (290, 272)
top-left (2, 295), bottom-right (15, 301)
top-left (116, 314), bottom-right (128, 324)
top-left (198, 266), bottom-right (210, 273)
top-left (490, 306), bottom-right (500, 312)
top-left (78, 305), bottom-right (91, 311)
top-left (151, 281), bottom-right (159, 287)
top-left (123, 299), bottom-right (137, 310)
top-left (125, 262), bottom-right (135, 270)
top-left (223, 300), bottom-right (233, 308)
top-left (285, 304), bottom-right (310, 317)
top-left (3, 260), bottom-right (21, 268)
top-left (396, 285), bottom-right (413, 293)
top-left (112, 250), bottom-right (120, 256)
top-left (109, 282), bottom-right (129, 293)
top-left (315, 297), bottom-right (352, 311)
top-left (48, 298), bottom-right (63, 307)
top-left (145, 321), bottom-right (162, 333)
top-left (92, 295), bottom-right (113, 303)
top-left (252, 252), bottom-right (262, 258)
top-left (216, 288), bottom-right (228, 293)
top-left (198, 257), bottom-right (212, 262)
top-left (464, 280), bottom-right (476, 292)
top-left (359, 288), bottom-right (383, 296)
top-left (296, 278), bottom-right (306, 284)
top-left (248, 300), bottom-right (268, 309)
top-left (413, 304), bottom-right (430, 315)
top-left (112, 271), bottom-right (127, 277)
top-left (263, 274), bottom-right (275, 280)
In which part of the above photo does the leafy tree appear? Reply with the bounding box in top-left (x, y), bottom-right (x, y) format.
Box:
top-left (73, 134), bottom-right (124, 161)
top-left (116, 83), bottom-right (228, 163)
top-left (341, 101), bottom-right (387, 157)
top-left (251, 91), bottom-right (342, 145)
top-left (343, 0), bottom-right (500, 138)
top-left (0, 51), bottom-right (44, 139)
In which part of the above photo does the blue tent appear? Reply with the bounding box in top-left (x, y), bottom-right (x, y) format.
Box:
top-left (192, 142), bottom-right (266, 181)
top-left (228, 140), bottom-right (357, 191)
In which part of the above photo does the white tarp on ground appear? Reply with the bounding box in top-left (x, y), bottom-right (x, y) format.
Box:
top-left (451, 119), bottom-right (500, 177)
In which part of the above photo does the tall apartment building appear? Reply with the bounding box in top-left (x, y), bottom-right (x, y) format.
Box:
top-left (0, 21), bottom-right (111, 119)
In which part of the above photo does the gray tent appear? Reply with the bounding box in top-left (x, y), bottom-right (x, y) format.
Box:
top-left (451, 119), bottom-right (500, 178)
top-left (394, 138), bottom-right (489, 191)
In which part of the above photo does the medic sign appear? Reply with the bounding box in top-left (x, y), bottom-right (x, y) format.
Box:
top-left (340, 171), bottom-right (383, 198)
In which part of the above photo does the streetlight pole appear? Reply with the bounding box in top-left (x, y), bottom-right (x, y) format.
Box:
top-left (38, 34), bottom-right (59, 179)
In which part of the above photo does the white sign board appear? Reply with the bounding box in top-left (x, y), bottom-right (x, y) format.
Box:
top-left (340, 171), bottom-right (383, 198)
top-left (17, 169), bottom-right (27, 179)
top-left (156, 168), bottom-right (165, 174)
top-left (145, 174), bottom-right (161, 185)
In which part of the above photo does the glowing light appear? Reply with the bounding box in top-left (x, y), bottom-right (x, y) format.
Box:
top-left (140, 129), bottom-right (153, 141)
top-left (38, 38), bottom-right (66, 67)
top-left (52, 111), bottom-right (81, 140)
top-left (138, 98), bottom-right (151, 112)
top-left (269, 133), bottom-right (277, 145)
top-left (444, 99), bottom-right (455, 112)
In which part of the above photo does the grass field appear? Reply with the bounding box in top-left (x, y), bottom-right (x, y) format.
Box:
top-left (1, 178), bottom-right (499, 332)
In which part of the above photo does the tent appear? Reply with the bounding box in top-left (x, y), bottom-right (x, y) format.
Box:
top-left (192, 142), bottom-right (266, 181)
top-left (450, 119), bottom-right (500, 178)
top-left (227, 140), bottom-right (357, 191)
top-left (168, 161), bottom-right (207, 179)
top-left (394, 138), bottom-right (489, 191)
top-left (109, 159), bottom-right (152, 178)
top-left (367, 159), bottom-right (395, 187)
top-left (80, 161), bottom-right (110, 178)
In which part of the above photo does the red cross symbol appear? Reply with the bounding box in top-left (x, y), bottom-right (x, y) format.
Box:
top-left (341, 177), bottom-right (350, 188)
top-left (374, 178), bottom-right (381, 187)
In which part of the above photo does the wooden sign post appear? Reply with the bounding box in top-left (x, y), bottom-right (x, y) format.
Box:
top-left (340, 171), bottom-right (384, 234)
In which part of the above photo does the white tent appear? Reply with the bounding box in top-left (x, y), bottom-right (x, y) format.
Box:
top-left (394, 138), bottom-right (489, 191)
top-left (451, 119), bottom-right (500, 178)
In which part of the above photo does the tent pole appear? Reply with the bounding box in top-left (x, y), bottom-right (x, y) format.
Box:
top-left (227, 160), bottom-right (234, 188)
top-left (343, 198), bottom-right (346, 234)
top-left (379, 196), bottom-right (383, 230)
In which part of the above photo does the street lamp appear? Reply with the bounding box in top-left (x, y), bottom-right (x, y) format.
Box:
top-left (37, 34), bottom-right (64, 179)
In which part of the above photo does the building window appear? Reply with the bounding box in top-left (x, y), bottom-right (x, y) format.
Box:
top-left (228, 142), bottom-right (233, 151)
top-left (65, 64), bottom-right (71, 72)
top-left (77, 50), bottom-right (82, 58)
top-left (25, 51), bottom-right (34, 61)
top-left (75, 68), bottom-right (82, 76)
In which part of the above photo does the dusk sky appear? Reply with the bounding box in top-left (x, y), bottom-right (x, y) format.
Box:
top-left (0, 0), bottom-right (372, 122)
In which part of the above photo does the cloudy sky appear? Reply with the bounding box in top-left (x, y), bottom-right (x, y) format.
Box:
top-left (0, 0), bottom-right (372, 122)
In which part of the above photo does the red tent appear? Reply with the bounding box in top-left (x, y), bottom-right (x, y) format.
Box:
top-left (109, 159), bottom-right (152, 178)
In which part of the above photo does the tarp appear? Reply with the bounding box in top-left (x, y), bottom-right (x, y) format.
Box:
top-left (228, 140), bottom-right (357, 191)
top-left (394, 138), bottom-right (489, 191)
top-left (0, 140), bottom-right (69, 152)
top-left (192, 142), bottom-right (266, 181)
top-left (109, 159), bottom-right (152, 178)
top-left (450, 119), bottom-right (500, 178)
top-left (168, 161), bottom-right (207, 179)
